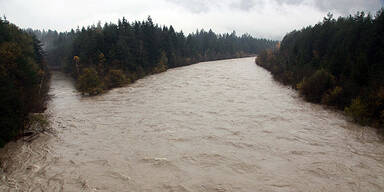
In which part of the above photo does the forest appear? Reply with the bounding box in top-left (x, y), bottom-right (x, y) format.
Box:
top-left (30, 17), bottom-right (277, 95)
top-left (256, 10), bottom-right (384, 127)
top-left (0, 18), bottom-right (50, 147)
top-left (0, 16), bottom-right (276, 146)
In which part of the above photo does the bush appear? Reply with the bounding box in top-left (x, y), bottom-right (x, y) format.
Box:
top-left (152, 51), bottom-right (168, 73)
top-left (345, 97), bottom-right (369, 124)
top-left (77, 68), bottom-right (104, 95)
top-left (27, 113), bottom-right (49, 132)
top-left (321, 86), bottom-right (343, 107)
top-left (297, 69), bottom-right (335, 103)
top-left (105, 69), bottom-right (128, 88)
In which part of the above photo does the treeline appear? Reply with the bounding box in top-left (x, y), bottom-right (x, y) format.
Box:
top-left (256, 10), bottom-right (384, 127)
top-left (31, 17), bottom-right (277, 95)
top-left (0, 18), bottom-right (50, 147)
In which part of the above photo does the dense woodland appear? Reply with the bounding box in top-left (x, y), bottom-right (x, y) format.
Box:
top-left (256, 10), bottom-right (384, 127)
top-left (0, 17), bottom-right (275, 147)
top-left (30, 17), bottom-right (277, 95)
top-left (0, 18), bottom-right (50, 147)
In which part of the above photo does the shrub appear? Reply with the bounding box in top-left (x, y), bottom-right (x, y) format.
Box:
top-left (153, 51), bottom-right (168, 73)
top-left (77, 68), bottom-right (104, 95)
top-left (105, 69), bottom-right (128, 88)
top-left (321, 86), bottom-right (343, 107)
top-left (126, 71), bottom-right (138, 82)
top-left (345, 97), bottom-right (369, 124)
top-left (297, 69), bottom-right (335, 103)
top-left (27, 113), bottom-right (49, 132)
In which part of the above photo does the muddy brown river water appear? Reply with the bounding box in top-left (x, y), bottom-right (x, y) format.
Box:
top-left (1, 57), bottom-right (384, 192)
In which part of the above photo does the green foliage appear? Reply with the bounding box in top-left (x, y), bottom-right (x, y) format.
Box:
top-left (125, 71), bottom-right (138, 82)
top-left (153, 51), bottom-right (168, 73)
top-left (28, 113), bottom-right (49, 130)
top-left (297, 69), bottom-right (335, 103)
top-left (97, 53), bottom-right (106, 76)
top-left (105, 69), bottom-right (128, 88)
top-left (345, 98), bottom-right (368, 124)
top-left (77, 68), bottom-right (103, 95)
top-left (321, 86), bottom-right (343, 107)
top-left (32, 17), bottom-right (277, 94)
top-left (256, 9), bottom-right (384, 127)
top-left (0, 18), bottom-right (49, 147)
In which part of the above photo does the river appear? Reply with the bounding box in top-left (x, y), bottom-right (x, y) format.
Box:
top-left (1, 57), bottom-right (384, 191)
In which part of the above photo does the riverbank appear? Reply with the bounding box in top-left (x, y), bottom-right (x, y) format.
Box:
top-left (255, 11), bottom-right (384, 128)
top-left (68, 54), bottom-right (260, 96)
top-left (1, 57), bottom-right (384, 191)
top-left (0, 18), bottom-right (50, 148)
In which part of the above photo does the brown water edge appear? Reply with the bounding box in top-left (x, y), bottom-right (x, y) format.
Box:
top-left (1, 57), bottom-right (384, 191)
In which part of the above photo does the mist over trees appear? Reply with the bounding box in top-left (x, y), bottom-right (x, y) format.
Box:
top-left (256, 10), bottom-right (384, 127)
top-left (31, 17), bottom-right (277, 94)
top-left (0, 18), bottom-right (50, 147)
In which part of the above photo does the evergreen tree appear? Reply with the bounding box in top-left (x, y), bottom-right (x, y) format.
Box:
top-left (0, 18), bottom-right (50, 147)
top-left (34, 16), bottom-right (276, 97)
top-left (256, 9), bottom-right (384, 127)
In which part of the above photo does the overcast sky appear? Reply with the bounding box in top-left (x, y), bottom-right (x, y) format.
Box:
top-left (0, 0), bottom-right (383, 40)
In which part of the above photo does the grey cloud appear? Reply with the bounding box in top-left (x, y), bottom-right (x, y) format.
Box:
top-left (1, 0), bottom-right (383, 41)
top-left (166, 0), bottom-right (264, 13)
top-left (230, 0), bottom-right (261, 11)
top-left (274, 0), bottom-right (381, 14)
top-left (314, 0), bottom-right (381, 14)
top-left (275, 0), bottom-right (306, 5)
top-left (165, 0), bottom-right (212, 13)
top-left (167, 0), bottom-right (382, 15)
